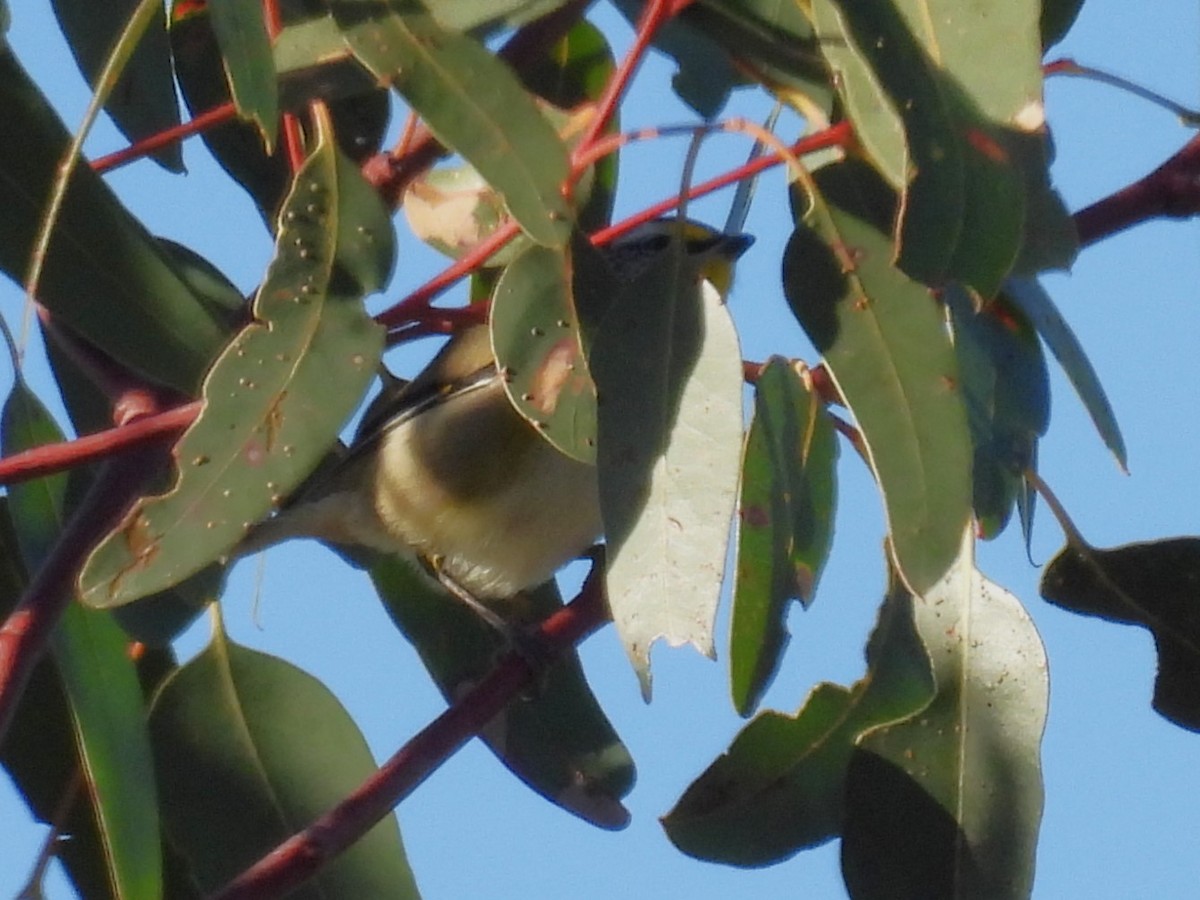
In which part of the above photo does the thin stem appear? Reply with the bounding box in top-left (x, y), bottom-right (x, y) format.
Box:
top-left (1024, 467), bottom-right (1090, 550)
top-left (1045, 58), bottom-right (1200, 125)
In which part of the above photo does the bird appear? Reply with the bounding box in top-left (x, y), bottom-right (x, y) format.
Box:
top-left (234, 218), bottom-right (754, 606)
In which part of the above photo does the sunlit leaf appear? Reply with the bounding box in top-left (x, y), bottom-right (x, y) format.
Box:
top-left (592, 244), bottom-right (744, 697)
top-left (784, 162), bottom-right (971, 594)
top-left (810, 0), bottom-right (905, 189)
top-left (149, 623), bottom-right (419, 897)
top-left (826, 0), bottom-right (1043, 295)
top-left (79, 108), bottom-right (390, 607)
top-left (372, 556), bottom-right (635, 828)
top-left (1041, 537), bottom-right (1200, 731)
top-left (843, 530), bottom-right (1048, 899)
top-left (730, 358), bottom-right (838, 715)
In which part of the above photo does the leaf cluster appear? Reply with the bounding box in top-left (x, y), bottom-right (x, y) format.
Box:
top-left (0, 1), bottom-right (1197, 898)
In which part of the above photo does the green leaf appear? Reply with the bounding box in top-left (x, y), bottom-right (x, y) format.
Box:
top-left (333, 0), bottom-right (572, 247)
top-left (730, 358), bottom-right (838, 716)
top-left (784, 162), bottom-right (972, 595)
top-left (372, 556), bottom-right (635, 828)
top-left (426, 0), bottom-right (569, 35)
top-left (149, 623), bottom-right (419, 897)
top-left (843, 532), bottom-right (1048, 899)
top-left (946, 288), bottom-right (1048, 540)
top-left (79, 109), bottom-right (391, 607)
top-left (611, 0), bottom-right (833, 118)
top-left (207, 0), bottom-right (278, 148)
top-left (2, 380), bottom-right (162, 900)
top-left (1041, 537), bottom-right (1200, 731)
top-left (592, 241), bottom-right (744, 697)
top-left (1041, 0), bottom-right (1086, 47)
top-left (51, 0), bottom-right (182, 171)
top-left (1005, 276), bottom-right (1126, 470)
top-left (827, 0), bottom-right (1043, 296)
top-left (509, 18), bottom-right (618, 233)
top-left (0, 502), bottom-right (119, 900)
top-left (1009, 132), bottom-right (1078, 275)
top-left (172, 2), bottom-right (389, 223)
top-left (810, 0), bottom-right (906, 189)
top-left (490, 241), bottom-right (598, 463)
top-left (0, 48), bottom-right (228, 392)
top-left (665, 573), bottom-right (933, 864)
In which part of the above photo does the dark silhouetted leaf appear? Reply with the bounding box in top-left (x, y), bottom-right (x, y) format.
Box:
top-left (1041, 537), bottom-right (1200, 731)
top-left (51, 0), bottom-right (182, 171)
top-left (149, 624), bottom-right (419, 897)
top-left (2, 379), bottom-right (161, 900)
top-left (1006, 276), bottom-right (1126, 470)
top-left (0, 48), bottom-right (228, 392)
top-left (946, 288), bottom-right (1048, 540)
top-left (372, 556), bottom-right (635, 829)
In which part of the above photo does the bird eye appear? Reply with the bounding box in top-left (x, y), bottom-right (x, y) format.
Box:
top-left (642, 234), bottom-right (672, 252)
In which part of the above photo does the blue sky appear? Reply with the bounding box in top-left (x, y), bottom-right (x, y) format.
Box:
top-left (2, 2), bottom-right (1199, 898)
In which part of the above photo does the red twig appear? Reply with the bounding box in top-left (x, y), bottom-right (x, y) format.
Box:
top-left (212, 564), bottom-right (611, 900)
top-left (0, 401), bottom-right (199, 487)
top-left (571, 0), bottom-right (690, 167)
top-left (375, 221), bottom-right (521, 330)
top-left (0, 450), bottom-right (159, 744)
top-left (90, 102), bottom-right (238, 174)
top-left (1073, 132), bottom-right (1200, 247)
top-left (589, 121), bottom-right (854, 245)
top-left (376, 120), bottom-right (855, 332)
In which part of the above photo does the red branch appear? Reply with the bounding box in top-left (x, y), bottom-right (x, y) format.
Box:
top-left (571, 0), bottom-right (689, 166)
top-left (1073, 132), bottom-right (1200, 247)
top-left (0, 401), bottom-right (199, 487)
top-left (0, 450), bottom-right (160, 743)
top-left (211, 565), bottom-right (611, 900)
top-left (90, 102), bottom-right (237, 174)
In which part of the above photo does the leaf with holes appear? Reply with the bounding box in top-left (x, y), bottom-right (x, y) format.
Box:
top-left (79, 107), bottom-right (391, 607)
